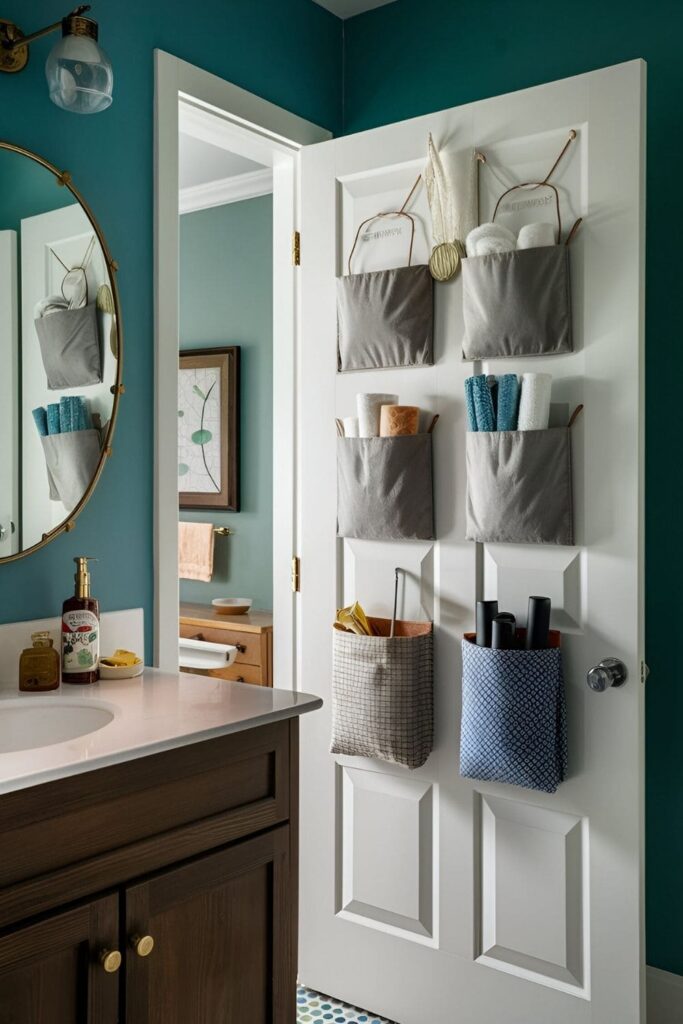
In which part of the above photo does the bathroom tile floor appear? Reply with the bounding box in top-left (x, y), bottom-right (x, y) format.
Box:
top-left (297, 985), bottom-right (396, 1023)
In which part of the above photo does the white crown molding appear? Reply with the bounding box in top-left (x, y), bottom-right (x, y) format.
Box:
top-left (179, 167), bottom-right (273, 214)
top-left (647, 966), bottom-right (683, 1023)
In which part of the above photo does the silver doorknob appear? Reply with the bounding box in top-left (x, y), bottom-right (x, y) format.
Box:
top-left (586, 658), bottom-right (627, 692)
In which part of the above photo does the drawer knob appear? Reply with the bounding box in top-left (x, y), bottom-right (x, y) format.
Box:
top-left (236, 643), bottom-right (246, 654)
top-left (236, 676), bottom-right (245, 683)
top-left (99, 949), bottom-right (122, 973)
top-left (191, 632), bottom-right (205, 642)
top-left (131, 934), bottom-right (155, 958)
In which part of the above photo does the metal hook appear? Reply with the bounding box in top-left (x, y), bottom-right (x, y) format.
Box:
top-left (391, 567), bottom-right (403, 638)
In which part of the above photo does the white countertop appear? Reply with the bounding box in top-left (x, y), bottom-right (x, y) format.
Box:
top-left (0, 669), bottom-right (322, 795)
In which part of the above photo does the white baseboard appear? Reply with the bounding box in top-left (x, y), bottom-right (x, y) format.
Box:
top-left (648, 966), bottom-right (683, 1023)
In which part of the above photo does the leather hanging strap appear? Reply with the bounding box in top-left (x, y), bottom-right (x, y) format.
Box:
top-left (478, 130), bottom-right (582, 246)
top-left (347, 174), bottom-right (422, 275)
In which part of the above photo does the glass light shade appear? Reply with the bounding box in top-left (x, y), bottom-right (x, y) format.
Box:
top-left (45, 33), bottom-right (113, 114)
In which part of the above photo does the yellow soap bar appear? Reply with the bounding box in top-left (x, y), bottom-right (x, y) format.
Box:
top-left (100, 649), bottom-right (142, 668)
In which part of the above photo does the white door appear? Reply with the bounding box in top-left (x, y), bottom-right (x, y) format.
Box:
top-left (298, 60), bottom-right (645, 1024)
top-left (0, 230), bottom-right (18, 556)
top-left (21, 203), bottom-right (111, 549)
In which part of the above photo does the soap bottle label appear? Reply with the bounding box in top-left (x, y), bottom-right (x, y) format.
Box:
top-left (62, 610), bottom-right (99, 674)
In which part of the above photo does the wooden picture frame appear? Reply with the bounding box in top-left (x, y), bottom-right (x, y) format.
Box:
top-left (178, 347), bottom-right (240, 511)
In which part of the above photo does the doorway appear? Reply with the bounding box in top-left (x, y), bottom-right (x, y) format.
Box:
top-left (153, 50), bottom-right (329, 679)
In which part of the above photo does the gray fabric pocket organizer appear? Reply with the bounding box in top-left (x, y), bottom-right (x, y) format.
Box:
top-left (466, 427), bottom-right (573, 545)
top-left (40, 429), bottom-right (101, 511)
top-left (337, 263), bottom-right (434, 372)
top-left (35, 304), bottom-right (102, 390)
top-left (461, 244), bottom-right (572, 360)
top-left (460, 632), bottom-right (567, 793)
top-left (331, 617), bottom-right (434, 770)
top-left (337, 434), bottom-right (434, 541)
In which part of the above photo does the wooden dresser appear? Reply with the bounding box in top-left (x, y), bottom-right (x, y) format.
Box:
top-left (179, 603), bottom-right (273, 687)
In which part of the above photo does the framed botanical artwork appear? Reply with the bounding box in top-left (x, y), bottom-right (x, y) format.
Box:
top-left (178, 346), bottom-right (240, 510)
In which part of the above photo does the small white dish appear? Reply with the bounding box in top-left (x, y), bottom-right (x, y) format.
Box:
top-left (98, 661), bottom-right (144, 680)
top-left (212, 598), bottom-right (253, 616)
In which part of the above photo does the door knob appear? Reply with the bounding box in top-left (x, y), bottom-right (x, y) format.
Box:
top-left (99, 949), bottom-right (122, 973)
top-left (130, 934), bottom-right (155, 957)
top-left (586, 658), bottom-right (627, 692)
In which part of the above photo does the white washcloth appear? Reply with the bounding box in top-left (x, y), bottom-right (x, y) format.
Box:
top-left (465, 222), bottom-right (517, 257)
top-left (517, 222), bottom-right (556, 249)
top-left (356, 393), bottom-right (398, 437)
top-left (343, 417), bottom-right (359, 437)
top-left (517, 373), bottom-right (552, 431)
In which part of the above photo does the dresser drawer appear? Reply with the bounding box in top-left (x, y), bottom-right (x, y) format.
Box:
top-left (179, 623), bottom-right (263, 665)
top-left (182, 662), bottom-right (266, 686)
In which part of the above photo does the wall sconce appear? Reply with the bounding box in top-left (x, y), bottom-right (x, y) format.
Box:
top-left (0, 4), bottom-right (113, 114)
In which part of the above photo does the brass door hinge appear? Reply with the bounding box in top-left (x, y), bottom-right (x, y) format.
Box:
top-left (291, 556), bottom-right (301, 593)
top-left (292, 230), bottom-right (301, 266)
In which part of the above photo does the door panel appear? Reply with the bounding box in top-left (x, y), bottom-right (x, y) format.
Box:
top-left (0, 895), bottom-right (119, 1024)
top-left (299, 61), bottom-right (645, 1023)
top-left (125, 828), bottom-right (293, 1024)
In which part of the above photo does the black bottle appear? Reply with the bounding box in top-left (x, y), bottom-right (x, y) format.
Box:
top-left (476, 600), bottom-right (498, 647)
top-left (492, 614), bottom-right (516, 650)
top-left (525, 596), bottom-right (551, 650)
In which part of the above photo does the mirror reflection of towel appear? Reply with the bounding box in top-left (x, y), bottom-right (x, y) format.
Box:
top-left (179, 522), bottom-right (215, 582)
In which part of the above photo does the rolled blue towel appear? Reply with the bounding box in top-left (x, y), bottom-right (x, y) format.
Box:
top-left (74, 396), bottom-right (90, 430)
top-left (47, 403), bottom-right (61, 435)
top-left (32, 407), bottom-right (48, 437)
top-left (471, 374), bottom-right (495, 432)
top-left (59, 396), bottom-right (72, 433)
top-left (497, 374), bottom-right (520, 431)
top-left (464, 377), bottom-right (478, 431)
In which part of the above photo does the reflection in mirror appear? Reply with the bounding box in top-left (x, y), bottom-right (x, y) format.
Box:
top-left (0, 144), bottom-right (121, 561)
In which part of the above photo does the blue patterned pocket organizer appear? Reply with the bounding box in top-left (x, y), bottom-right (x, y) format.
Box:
top-left (460, 632), bottom-right (568, 793)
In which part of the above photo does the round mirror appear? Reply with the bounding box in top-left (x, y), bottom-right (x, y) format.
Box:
top-left (0, 141), bottom-right (122, 563)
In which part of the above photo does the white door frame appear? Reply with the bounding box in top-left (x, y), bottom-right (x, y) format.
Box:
top-left (153, 50), bottom-right (330, 673)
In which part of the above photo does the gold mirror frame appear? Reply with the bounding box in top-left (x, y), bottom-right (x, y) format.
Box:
top-left (0, 140), bottom-right (123, 564)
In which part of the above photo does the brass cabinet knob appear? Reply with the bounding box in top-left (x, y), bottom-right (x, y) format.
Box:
top-left (131, 934), bottom-right (155, 957)
top-left (235, 643), bottom-right (246, 654)
top-left (99, 949), bottom-right (122, 973)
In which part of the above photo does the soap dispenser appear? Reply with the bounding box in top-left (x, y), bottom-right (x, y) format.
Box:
top-left (19, 631), bottom-right (60, 692)
top-left (62, 556), bottom-right (100, 685)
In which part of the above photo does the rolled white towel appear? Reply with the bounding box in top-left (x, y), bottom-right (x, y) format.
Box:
top-left (356, 393), bottom-right (398, 437)
top-left (343, 417), bottom-right (359, 438)
top-left (517, 373), bottom-right (552, 431)
top-left (517, 222), bottom-right (556, 250)
top-left (465, 222), bottom-right (517, 257)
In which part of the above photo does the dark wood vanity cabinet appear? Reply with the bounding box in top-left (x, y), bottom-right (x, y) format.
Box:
top-left (0, 718), bottom-right (299, 1024)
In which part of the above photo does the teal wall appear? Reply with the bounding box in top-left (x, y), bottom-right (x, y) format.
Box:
top-left (344, 0), bottom-right (680, 979)
top-left (0, 0), bottom-right (341, 651)
top-left (179, 196), bottom-right (273, 610)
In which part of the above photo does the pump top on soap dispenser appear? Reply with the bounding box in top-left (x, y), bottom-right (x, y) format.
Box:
top-left (61, 556), bottom-right (100, 685)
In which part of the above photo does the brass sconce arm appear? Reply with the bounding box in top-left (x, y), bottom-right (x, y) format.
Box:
top-left (0, 5), bottom-right (91, 73)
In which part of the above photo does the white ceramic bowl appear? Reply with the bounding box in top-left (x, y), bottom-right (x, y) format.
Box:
top-left (212, 598), bottom-right (253, 616)
top-left (98, 661), bottom-right (144, 680)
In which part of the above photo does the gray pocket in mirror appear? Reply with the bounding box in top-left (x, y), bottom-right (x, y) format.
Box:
top-left (34, 303), bottom-right (103, 390)
top-left (40, 429), bottom-right (102, 512)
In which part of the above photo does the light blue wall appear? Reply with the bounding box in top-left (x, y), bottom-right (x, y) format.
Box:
top-left (344, 0), bottom-right (682, 979)
top-left (0, 0), bottom-right (342, 654)
top-left (179, 196), bottom-right (273, 610)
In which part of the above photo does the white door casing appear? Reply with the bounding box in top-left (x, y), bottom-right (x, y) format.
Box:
top-left (0, 231), bottom-right (18, 556)
top-left (298, 60), bottom-right (645, 1024)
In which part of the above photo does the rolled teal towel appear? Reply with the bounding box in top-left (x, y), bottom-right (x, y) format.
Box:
top-left (471, 374), bottom-right (495, 432)
top-left (32, 407), bottom-right (48, 437)
top-left (47, 403), bottom-right (61, 435)
top-left (497, 374), bottom-right (520, 431)
top-left (464, 377), bottom-right (478, 431)
top-left (74, 396), bottom-right (90, 430)
top-left (59, 396), bottom-right (72, 432)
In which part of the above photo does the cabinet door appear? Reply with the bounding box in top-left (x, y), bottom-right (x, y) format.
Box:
top-left (125, 826), bottom-right (294, 1024)
top-left (0, 894), bottom-right (119, 1024)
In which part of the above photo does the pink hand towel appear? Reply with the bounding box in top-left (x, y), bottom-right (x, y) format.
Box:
top-left (179, 522), bottom-right (215, 581)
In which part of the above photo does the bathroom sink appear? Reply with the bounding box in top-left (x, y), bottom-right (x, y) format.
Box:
top-left (0, 698), bottom-right (115, 754)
